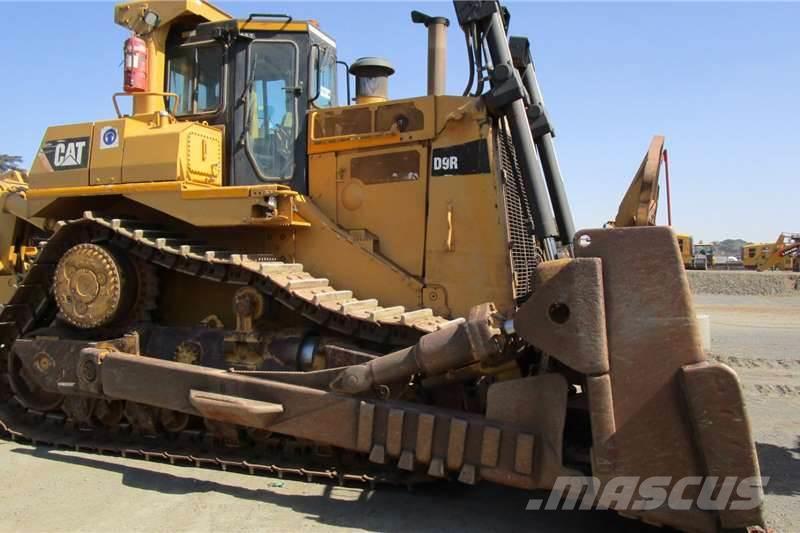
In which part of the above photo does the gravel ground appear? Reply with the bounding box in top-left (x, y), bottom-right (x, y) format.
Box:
top-left (0, 294), bottom-right (795, 533)
top-left (687, 270), bottom-right (800, 296)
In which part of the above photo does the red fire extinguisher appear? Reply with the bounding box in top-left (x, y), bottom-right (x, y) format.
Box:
top-left (123, 34), bottom-right (147, 93)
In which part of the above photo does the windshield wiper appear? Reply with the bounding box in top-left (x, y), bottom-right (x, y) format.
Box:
top-left (240, 52), bottom-right (259, 146)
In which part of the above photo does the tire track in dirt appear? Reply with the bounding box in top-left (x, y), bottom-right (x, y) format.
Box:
top-left (712, 355), bottom-right (800, 398)
top-left (713, 355), bottom-right (800, 370)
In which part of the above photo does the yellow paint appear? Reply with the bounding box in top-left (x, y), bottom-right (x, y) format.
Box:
top-left (27, 180), bottom-right (295, 199)
top-left (355, 95), bottom-right (387, 105)
top-left (27, 182), bottom-right (181, 199)
top-left (308, 153), bottom-right (337, 219)
top-left (124, 185), bottom-right (306, 228)
top-left (28, 115), bottom-right (223, 195)
top-left (180, 184), bottom-right (294, 200)
top-left (121, 118), bottom-right (223, 185)
top-left (675, 233), bottom-right (694, 268)
top-left (424, 96), bottom-right (514, 317)
top-left (292, 201), bottom-right (423, 310)
top-left (335, 143), bottom-right (429, 277)
top-left (305, 94), bottom-right (514, 317)
top-left (742, 234), bottom-right (800, 271)
top-left (237, 21), bottom-right (312, 32)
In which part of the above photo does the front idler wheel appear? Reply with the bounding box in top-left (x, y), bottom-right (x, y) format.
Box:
top-left (6, 350), bottom-right (63, 412)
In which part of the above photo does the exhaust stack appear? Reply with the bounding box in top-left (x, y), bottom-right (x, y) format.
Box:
top-left (411, 10), bottom-right (450, 96)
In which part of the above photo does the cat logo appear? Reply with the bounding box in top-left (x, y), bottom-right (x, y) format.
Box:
top-left (40, 137), bottom-right (90, 171)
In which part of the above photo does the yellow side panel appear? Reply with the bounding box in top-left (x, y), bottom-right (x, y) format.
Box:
top-left (675, 234), bottom-right (693, 266)
top-left (335, 144), bottom-right (428, 277)
top-left (425, 170), bottom-right (515, 317)
top-left (28, 123), bottom-right (94, 189)
top-left (121, 120), bottom-right (185, 183)
top-left (308, 152), bottom-right (337, 221)
top-left (90, 119), bottom-right (126, 185)
top-left (185, 128), bottom-right (223, 186)
top-left (290, 201), bottom-right (422, 311)
top-left (424, 97), bottom-right (515, 318)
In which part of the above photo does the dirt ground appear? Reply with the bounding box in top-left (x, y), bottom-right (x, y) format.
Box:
top-left (0, 294), bottom-right (796, 533)
top-left (694, 294), bottom-right (800, 533)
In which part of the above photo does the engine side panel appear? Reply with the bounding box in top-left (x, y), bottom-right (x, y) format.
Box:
top-left (424, 97), bottom-right (515, 317)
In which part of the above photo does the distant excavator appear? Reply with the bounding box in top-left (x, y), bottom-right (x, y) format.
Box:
top-left (742, 233), bottom-right (800, 271)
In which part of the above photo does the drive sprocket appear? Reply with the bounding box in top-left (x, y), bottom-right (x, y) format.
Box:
top-left (53, 243), bottom-right (158, 329)
top-left (54, 243), bottom-right (126, 328)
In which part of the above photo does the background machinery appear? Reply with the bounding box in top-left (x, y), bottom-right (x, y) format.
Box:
top-left (676, 233), bottom-right (694, 269)
top-left (0, 1), bottom-right (762, 532)
top-left (692, 242), bottom-right (715, 271)
top-left (742, 232), bottom-right (800, 271)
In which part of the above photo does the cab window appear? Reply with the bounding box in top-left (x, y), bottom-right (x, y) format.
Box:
top-left (310, 45), bottom-right (337, 107)
top-left (246, 41), bottom-right (298, 181)
top-left (167, 44), bottom-right (223, 115)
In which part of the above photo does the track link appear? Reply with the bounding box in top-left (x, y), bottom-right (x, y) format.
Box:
top-left (0, 398), bottom-right (408, 488)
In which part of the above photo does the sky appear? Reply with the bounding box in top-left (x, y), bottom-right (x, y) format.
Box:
top-left (0, 1), bottom-right (797, 243)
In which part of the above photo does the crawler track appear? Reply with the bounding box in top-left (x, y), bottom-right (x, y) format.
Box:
top-left (0, 211), bottom-right (455, 486)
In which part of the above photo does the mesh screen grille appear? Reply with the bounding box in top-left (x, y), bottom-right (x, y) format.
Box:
top-left (496, 121), bottom-right (539, 303)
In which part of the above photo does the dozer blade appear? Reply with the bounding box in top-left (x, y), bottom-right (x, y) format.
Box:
top-left (515, 226), bottom-right (763, 532)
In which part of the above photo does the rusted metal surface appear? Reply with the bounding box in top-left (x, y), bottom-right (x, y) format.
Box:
top-left (188, 390), bottom-right (284, 429)
top-left (612, 135), bottom-right (665, 228)
top-left (682, 361), bottom-right (763, 529)
top-left (483, 373), bottom-right (567, 488)
top-left (13, 339), bottom-right (570, 492)
top-left (515, 258), bottom-right (609, 375)
top-left (330, 303), bottom-right (501, 394)
top-left (573, 226), bottom-right (762, 532)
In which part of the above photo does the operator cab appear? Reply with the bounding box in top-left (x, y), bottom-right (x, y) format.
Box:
top-left (164, 16), bottom-right (338, 192)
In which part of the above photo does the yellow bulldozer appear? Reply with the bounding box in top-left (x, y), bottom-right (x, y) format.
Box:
top-left (742, 233), bottom-right (800, 272)
top-left (0, 2), bottom-right (763, 531)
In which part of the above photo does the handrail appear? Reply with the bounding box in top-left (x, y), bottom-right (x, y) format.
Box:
top-left (244, 13), bottom-right (293, 25)
top-left (112, 92), bottom-right (180, 118)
